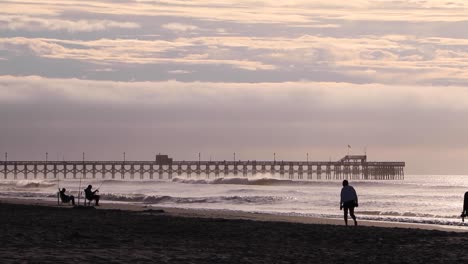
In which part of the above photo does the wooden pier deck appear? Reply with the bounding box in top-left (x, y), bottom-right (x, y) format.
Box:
top-left (1, 155), bottom-right (405, 181)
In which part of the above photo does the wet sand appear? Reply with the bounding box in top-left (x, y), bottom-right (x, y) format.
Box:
top-left (1, 199), bottom-right (467, 263)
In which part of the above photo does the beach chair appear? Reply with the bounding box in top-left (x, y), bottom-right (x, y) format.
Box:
top-left (57, 191), bottom-right (71, 206)
top-left (83, 191), bottom-right (95, 206)
top-left (84, 196), bottom-right (93, 206)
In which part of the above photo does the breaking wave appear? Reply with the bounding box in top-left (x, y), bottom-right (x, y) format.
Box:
top-left (172, 177), bottom-right (300, 186)
top-left (359, 210), bottom-right (461, 219)
top-left (100, 193), bottom-right (288, 205)
top-left (0, 180), bottom-right (57, 189)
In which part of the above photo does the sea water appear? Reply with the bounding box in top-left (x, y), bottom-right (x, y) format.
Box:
top-left (0, 175), bottom-right (467, 226)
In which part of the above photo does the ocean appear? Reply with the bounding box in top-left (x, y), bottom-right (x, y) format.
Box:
top-left (0, 174), bottom-right (467, 226)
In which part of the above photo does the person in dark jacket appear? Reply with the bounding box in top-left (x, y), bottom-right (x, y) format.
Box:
top-left (84, 185), bottom-right (100, 206)
top-left (59, 188), bottom-right (75, 206)
top-left (340, 180), bottom-right (358, 226)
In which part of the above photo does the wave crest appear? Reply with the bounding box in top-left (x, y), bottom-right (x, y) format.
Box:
top-left (98, 192), bottom-right (286, 205)
top-left (172, 177), bottom-right (297, 186)
top-left (16, 180), bottom-right (56, 188)
top-left (359, 210), bottom-right (460, 219)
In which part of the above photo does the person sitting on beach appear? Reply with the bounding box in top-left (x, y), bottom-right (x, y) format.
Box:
top-left (84, 185), bottom-right (100, 206)
top-left (340, 180), bottom-right (358, 226)
top-left (59, 188), bottom-right (75, 206)
top-left (461, 191), bottom-right (468, 222)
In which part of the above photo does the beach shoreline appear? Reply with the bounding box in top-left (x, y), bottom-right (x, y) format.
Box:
top-left (1, 198), bottom-right (468, 263)
top-left (2, 197), bottom-right (467, 233)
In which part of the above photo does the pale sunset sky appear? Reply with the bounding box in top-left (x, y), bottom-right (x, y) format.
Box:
top-left (1, 0), bottom-right (468, 174)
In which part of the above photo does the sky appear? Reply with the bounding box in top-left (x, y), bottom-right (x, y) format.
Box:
top-left (1, 0), bottom-right (468, 174)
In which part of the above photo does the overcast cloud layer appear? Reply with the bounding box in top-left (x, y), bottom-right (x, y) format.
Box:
top-left (2, 0), bottom-right (468, 174)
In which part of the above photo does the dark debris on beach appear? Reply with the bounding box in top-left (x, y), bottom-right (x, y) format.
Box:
top-left (0, 202), bottom-right (467, 263)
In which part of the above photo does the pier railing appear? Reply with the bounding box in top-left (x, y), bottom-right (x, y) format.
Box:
top-left (1, 155), bottom-right (405, 181)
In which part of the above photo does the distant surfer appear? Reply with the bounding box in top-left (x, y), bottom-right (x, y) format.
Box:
top-left (59, 188), bottom-right (75, 206)
top-left (340, 180), bottom-right (358, 226)
top-left (461, 192), bottom-right (468, 222)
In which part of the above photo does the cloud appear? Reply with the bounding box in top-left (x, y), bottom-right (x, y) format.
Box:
top-left (3, 1), bottom-right (468, 83)
top-left (0, 15), bottom-right (140, 32)
top-left (168, 70), bottom-right (192, 74)
top-left (162, 23), bottom-right (199, 32)
top-left (1, 75), bottom-right (468, 115)
top-left (4, 33), bottom-right (468, 83)
top-left (0, 37), bottom-right (276, 70)
top-left (3, 0), bottom-right (468, 28)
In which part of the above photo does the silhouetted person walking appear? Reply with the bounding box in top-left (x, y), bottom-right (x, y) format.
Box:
top-left (461, 192), bottom-right (468, 222)
top-left (59, 188), bottom-right (75, 206)
top-left (340, 180), bottom-right (358, 226)
top-left (84, 185), bottom-right (100, 206)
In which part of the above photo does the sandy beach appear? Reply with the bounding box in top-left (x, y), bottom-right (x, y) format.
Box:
top-left (0, 198), bottom-right (467, 263)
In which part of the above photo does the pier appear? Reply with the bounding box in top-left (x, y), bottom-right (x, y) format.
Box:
top-left (1, 155), bottom-right (404, 181)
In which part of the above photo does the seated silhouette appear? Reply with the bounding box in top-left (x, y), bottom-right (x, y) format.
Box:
top-left (59, 188), bottom-right (75, 206)
top-left (84, 185), bottom-right (100, 206)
